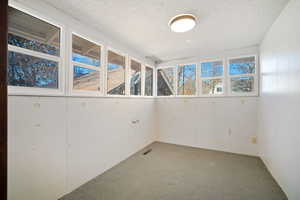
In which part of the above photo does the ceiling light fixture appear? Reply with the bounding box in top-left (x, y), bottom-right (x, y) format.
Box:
top-left (169, 14), bottom-right (196, 33)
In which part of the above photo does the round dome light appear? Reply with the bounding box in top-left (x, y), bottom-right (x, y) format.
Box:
top-left (169, 14), bottom-right (196, 33)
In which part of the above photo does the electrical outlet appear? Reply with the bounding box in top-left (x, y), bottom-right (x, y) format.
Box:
top-left (251, 136), bottom-right (257, 144)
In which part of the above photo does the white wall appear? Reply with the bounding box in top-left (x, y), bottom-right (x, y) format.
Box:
top-left (66, 97), bottom-right (156, 192)
top-left (155, 46), bottom-right (260, 157)
top-left (7, 1), bottom-right (156, 200)
top-left (259, 0), bottom-right (300, 199)
top-left (156, 97), bottom-right (259, 156)
top-left (8, 97), bottom-right (67, 200)
top-left (8, 96), bottom-right (156, 200)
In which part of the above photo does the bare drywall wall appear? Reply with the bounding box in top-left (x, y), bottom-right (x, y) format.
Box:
top-left (8, 96), bottom-right (156, 200)
top-left (156, 97), bottom-right (259, 156)
top-left (259, 0), bottom-right (300, 199)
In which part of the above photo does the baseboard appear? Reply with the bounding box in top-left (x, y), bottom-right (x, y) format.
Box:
top-left (156, 140), bottom-right (259, 157)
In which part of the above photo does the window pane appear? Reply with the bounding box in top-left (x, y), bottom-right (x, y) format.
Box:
top-left (201, 61), bottom-right (223, 77)
top-left (130, 60), bottom-right (141, 95)
top-left (157, 68), bottom-right (174, 96)
top-left (107, 50), bottom-right (126, 95)
top-left (231, 76), bottom-right (254, 93)
top-left (145, 67), bottom-right (153, 96)
top-left (202, 79), bottom-right (223, 95)
top-left (8, 7), bottom-right (60, 56)
top-left (229, 56), bottom-right (255, 75)
top-left (177, 64), bottom-right (196, 95)
top-left (73, 66), bottom-right (100, 91)
top-left (8, 51), bottom-right (58, 88)
top-left (72, 34), bottom-right (101, 67)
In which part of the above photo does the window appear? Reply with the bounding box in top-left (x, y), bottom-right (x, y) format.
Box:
top-left (202, 79), bottom-right (223, 95)
top-left (228, 56), bottom-right (257, 95)
top-left (8, 52), bottom-right (58, 88)
top-left (73, 66), bottom-right (100, 91)
top-left (130, 59), bottom-right (141, 96)
top-left (157, 67), bottom-right (175, 96)
top-left (145, 67), bottom-right (153, 96)
top-left (200, 61), bottom-right (224, 95)
top-left (72, 35), bottom-right (101, 67)
top-left (231, 77), bottom-right (254, 93)
top-left (72, 34), bottom-right (101, 92)
top-left (8, 6), bottom-right (62, 93)
top-left (177, 64), bottom-right (196, 95)
top-left (107, 50), bottom-right (126, 95)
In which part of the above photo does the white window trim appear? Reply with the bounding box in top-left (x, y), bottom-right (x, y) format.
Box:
top-left (227, 54), bottom-right (259, 97)
top-left (106, 47), bottom-right (128, 97)
top-left (128, 57), bottom-right (143, 97)
top-left (176, 63), bottom-right (198, 97)
top-left (144, 65), bottom-right (155, 97)
top-left (156, 66), bottom-right (176, 98)
top-left (8, 2), bottom-right (66, 96)
top-left (69, 32), bottom-right (103, 97)
top-left (141, 64), bottom-right (145, 96)
top-left (199, 58), bottom-right (226, 97)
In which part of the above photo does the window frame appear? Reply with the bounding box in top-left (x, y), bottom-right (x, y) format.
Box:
top-left (199, 58), bottom-right (226, 97)
top-left (69, 32), bottom-right (103, 97)
top-left (156, 66), bottom-right (176, 98)
top-left (227, 55), bottom-right (259, 97)
top-left (7, 3), bottom-right (66, 96)
top-left (106, 47), bottom-right (128, 97)
top-left (128, 57), bottom-right (143, 97)
top-left (144, 65), bottom-right (155, 97)
top-left (176, 63), bottom-right (198, 97)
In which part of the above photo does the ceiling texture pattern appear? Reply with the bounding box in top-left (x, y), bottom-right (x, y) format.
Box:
top-left (43, 0), bottom-right (288, 63)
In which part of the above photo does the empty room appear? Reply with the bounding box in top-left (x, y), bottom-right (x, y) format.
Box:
top-left (1, 0), bottom-right (300, 199)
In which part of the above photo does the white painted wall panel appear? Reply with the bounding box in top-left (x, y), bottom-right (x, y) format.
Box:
top-left (156, 97), bottom-right (258, 156)
top-left (259, 0), bottom-right (300, 199)
top-left (8, 96), bottom-right (68, 200)
top-left (66, 98), bottom-right (156, 192)
top-left (8, 97), bottom-right (156, 200)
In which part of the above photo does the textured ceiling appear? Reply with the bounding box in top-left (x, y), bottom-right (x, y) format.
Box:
top-left (42, 0), bottom-right (288, 62)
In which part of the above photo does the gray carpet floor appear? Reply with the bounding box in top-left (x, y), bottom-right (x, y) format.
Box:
top-left (60, 142), bottom-right (287, 200)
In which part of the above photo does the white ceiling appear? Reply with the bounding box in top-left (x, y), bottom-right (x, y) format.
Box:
top-left (43, 0), bottom-right (288, 62)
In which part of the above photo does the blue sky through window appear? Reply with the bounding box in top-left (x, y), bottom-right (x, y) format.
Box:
top-left (72, 53), bottom-right (100, 67)
top-left (229, 57), bottom-right (255, 75)
top-left (108, 63), bottom-right (124, 70)
top-left (201, 61), bottom-right (223, 77)
top-left (73, 66), bottom-right (96, 78)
